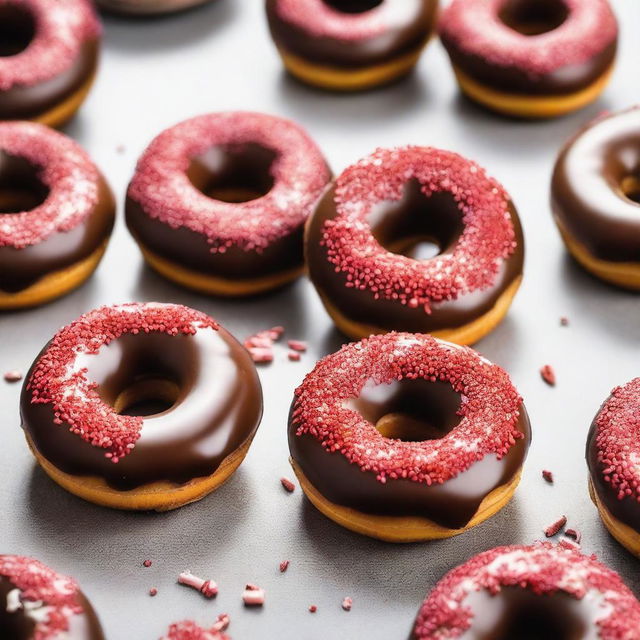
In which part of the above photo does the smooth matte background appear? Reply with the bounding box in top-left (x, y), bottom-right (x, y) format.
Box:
top-left (1, 1), bottom-right (639, 637)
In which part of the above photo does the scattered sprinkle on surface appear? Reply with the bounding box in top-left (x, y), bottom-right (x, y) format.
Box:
top-left (544, 515), bottom-right (567, 538)
top-left (308, 604), bottom-right (317, 613)
top-left (242, 584), bottom-right (265, 606)
top-left (280, 477), bottom-right (296, 493)
top-left (292, 333), bottom-right (523, 485)
top-left (342, 597), bottom-right (353, 611)
top-left (560, 316), bottom-right (569, 326)
top-left (160, 620), bottom-right (230, 640)
top-left (540, 364), bottom-right (556, 386)
top-left (4, 370), bottom-right (22, 383)
top-left (279, 560), bottom-right (290, 573)
top-left (143, 559), bottom-right (152, 568)
top-left (26, 303), bottom-right (219, 463)
top-left (149, 587), bottom-right (158, 597)
top-left (321, 147), bottom-right (516, 314)
top-left (178, 571), bottom-right (218, 598)
top-left (566, 528), bottom-right (582, 543)
top-left (411, 543), bottom-right (640, 639)
top-left (542, 469), bottom-right (554, 484)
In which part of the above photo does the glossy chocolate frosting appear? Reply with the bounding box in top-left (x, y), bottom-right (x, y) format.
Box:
top-left (21, 327), bottom-right (263, 490)
top-left (306, 180), bottom-right (524, 334)
top-left (552, 108), bottom-right (640, 263)
top-left (0, 576), bottom-right (104, 640)
top-left (289, 377), bottom-right (530, 529)
top-left (587, 412), bottom-right (640, 534)
top-left (0, 36), bottom-right (99, 121)
top-left (126, 143), bottom-right (307, 282)
top-left (411, 587), bottom-right (598, 640)
top-left (440, 0), bottom-right (617, 96)
top-left (0, 153), bottom-right (115, 293)
top-left (266, 0), bottom-right (438, 69)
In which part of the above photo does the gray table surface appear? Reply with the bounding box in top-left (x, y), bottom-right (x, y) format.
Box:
top-left (1, 1), bottom-right (640, 638)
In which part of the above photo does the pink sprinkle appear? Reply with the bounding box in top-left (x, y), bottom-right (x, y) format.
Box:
top-left (560, 316), bottom-right (569, 326)
top-left (279, 560), bottom-right (290, 573)
top-left (178, 571), bottom-right (218, 598)
top-left (288, 340), bottom-right (307, 352)
top-left (342, 597), bottom-right (353, 611)
top-left (288, 351), bottom-right (301, 362)
top-left (248, 347), bottom-right (274, 364)
top-left (566, 528), bottom-right (582, 543)
top-left (540, 365), bottom-right (556, 386)
top-left (3, 370), bottom-right (22, 383)
top-left (142, 559), bottom-right (152, 568)
top-left (542, 470), bottom-right (554, 484)
top-left (243, 585), bottom-right (265, 606)
top-left (309, 605), bottom-right (317, 613)
top-left (281, 477), bottom-right (296, 493)
top-left (149, 587), bottom-right (158, 597)
top-left (213, 613), bottom-right (230, 632)
top-left (544, 516), bottom-right (567, 538)
top-left (270, 326), bottom-right (285, 340)
top-left (116, 144), bottom-right (126, 154)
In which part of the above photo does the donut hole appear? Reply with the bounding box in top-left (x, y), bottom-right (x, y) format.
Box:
top-left (114, 378), bottom-right (181, 417)
top-left (322, 0), bottom-right (383, 14)
top-left (463, 588), bottom-right (589, 639)
top-left (0, 5), bottom-right (36, 57)
top-left (369, 180), bottom-right (464, 261)
top-left (621, 175), bottom-right (640, 204)
top-left (348, 379), bottom-right (462, 442)
top-left (498, 0), bottom-right (569, 36)
top-left (0, 153), bottom-right (49, 214)
top-left (187, 143), bottom-right (277, 203)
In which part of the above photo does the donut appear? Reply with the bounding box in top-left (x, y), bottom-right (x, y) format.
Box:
top-left (288, 332), bottom-right (530, 542)
top-left (552, 107), bottom-right (640, 290)
top-left (161, 620), bottom-right (229, 640)
top-left (587, 378), bottom-right (640, 557)
top-left (20, 302), bottom-right (263, 511)
top-left (0, 555), bottom-right (104, 639)
top-left (126, 112), bottom-right (331, 296)
top-left (96, 0), bottom-right (212, 16)
top-left (439, 0), bottom-right (618, 119)
top-left (0, 0), bottom-right (101, 127)
top-left (305, 146), bottom-right (524, 344)
top-left (0, 122), bottom-right (115, 310)
top-left (410, 543), bottom-right (640, 639)
top-left (266, 0), bottom-right (439, 91)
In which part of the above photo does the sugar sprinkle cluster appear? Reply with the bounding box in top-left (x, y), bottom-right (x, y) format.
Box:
top-left (27, 303), bottom-right (219, 462)
top-left (128, 112), bottom-right (330, 253)
top-left (439, 0), bottom-right (617, 77)
top-left (292, 333), bottom-right (523, 485)
top-left (322, 147), bottom-right (516, 314)
top-left (0, 555), bottom-right (82, 640)
top-left (0, 122), bottom-right (101, 249)
top-left (593, 377), bottom-right (640, 503)
top-left (160, 620), bottom-right (229, 640)
top-left (412, 543), bottom-right (640, 639)
top-left (0, 0), bottom-right (100, 90)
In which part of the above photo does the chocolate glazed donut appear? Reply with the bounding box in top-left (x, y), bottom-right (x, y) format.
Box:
top-left (552, 107), bottom-right (640, 289)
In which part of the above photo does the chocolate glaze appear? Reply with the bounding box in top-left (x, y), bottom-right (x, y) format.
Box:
top-left (0, 575), bottom-right (104, 640)
top-left (0, 38), bottom-right (99, 121)
top-left (289, 377), bottom-right (530, 529)
top-left (411, 587), bottom-right (599, 639)
top-left (587, 409), bottom-right (640, 534)
top-left (0, 153), bottom-right (115, 293)
top-left (440, 0), bottom-right (617, 96)
top-left (126, 143), bottom-right (310, 282)
top-left (266, 0), bottom-right (438, 69)
top-left (306, 180), bottom-right (524, 334)
top-left (552, 108), bottom-right (640, 263)
top-left (21, 327), bottom-right (263, 490)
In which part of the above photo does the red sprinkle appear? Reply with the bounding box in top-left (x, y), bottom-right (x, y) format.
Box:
top-left (160, 620), bottom-right (230, 640)
top-left (178, 571), bottom-right (218, 598)
top-left (149, 587), bottom-right (158, 597)
top-left (540, 365), bottom-right (556, 386)
top-left (143, 559), bottom-right (152, 568)
top-left (292, 333), bottom-right (524, 486)
top-left (4, 370), bottom-right (22, 383)
top-left (212, 613), bottom-right (230, 632)
top-left (288, 351), bottom-right (301, 362)
top-left (127, 112), bottom-right (330, 254)
top-left (279, 560), bottom-right (290, 573)
top-left (342, 597), bottom-right (353, 611)
top-left (280, 477), bottom-right (296, 493)
top-left (560, 316), bottom-right (569, 326)
top-left (244, 326), bottom-right (287, 364)
top-left (26, 303), bottom-right (219, 463)
top-left (288, 340), bottom-right (307, 352)
top-left (322, 147), bottom-right (516, 314)
top-left (308, 605), bottom-right (317, 613)
top-left (411, 543), bottom-right (640, 639)
top-left (242, 584), bottom-right (265, 606)
top-left (0, 555), bottom-right (83, 640)
top-left (565, 528), bottom-right (582, 544)
top-left (542, 470), bottom-right (554, 484)
top-left (544, 516), bottom-right (567, 538)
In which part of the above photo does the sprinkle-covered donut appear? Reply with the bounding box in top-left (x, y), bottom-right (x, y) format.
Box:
top-left (0, 0), bottom-right (101, 126)
top-left (20, 302), bottom-right (263, 511)
top-left (410, 543), bottom-right (640, 639)
top-left (96, 0), bottom-right (212, 16)
top-left (160, 620), bottom-right (229, 640)
top-left (0, 122), bottom-right (115, 310)
top-left (439, 0), bottom-right (618, 118)
top-left (0, 555), bottom-right (104, 640)
top-left (266, 0), bottom-right (439, 91)
top-left (552, 107), bottom-right (640, 290)
top-left (305, 146), bottom-right (524, 344)
top-left (587, 378), bottom-right (640, 557)
top-left (126, 112), bottom-right (331, 296)
top-left (288, 332), bottom-right (530, 542)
